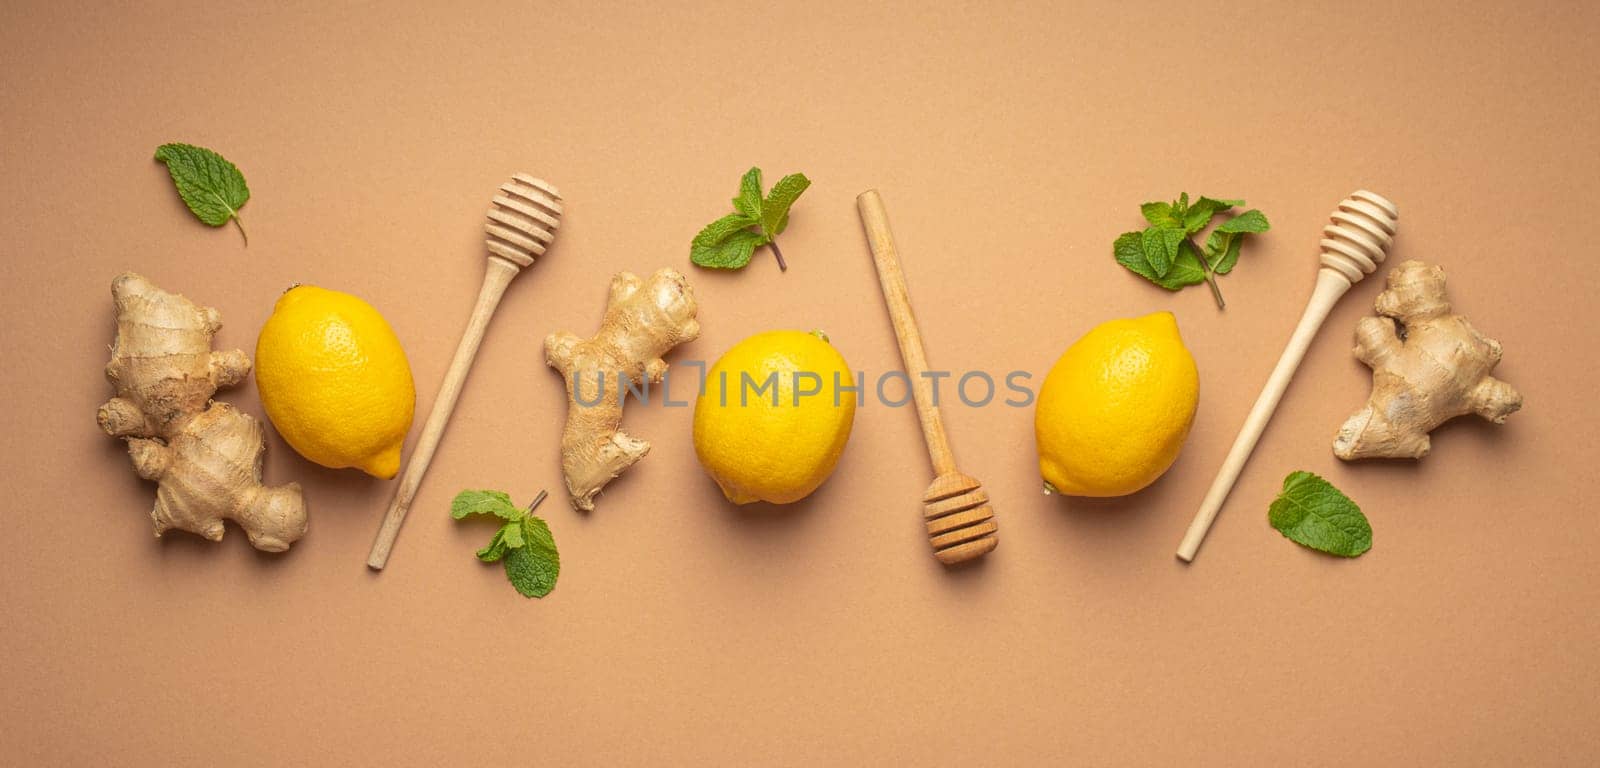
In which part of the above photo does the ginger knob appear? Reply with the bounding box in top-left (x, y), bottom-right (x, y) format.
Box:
top-left (1334, 260), bottom-right (1522, 460)
top-left (98, 273), bottom-right (307, 551)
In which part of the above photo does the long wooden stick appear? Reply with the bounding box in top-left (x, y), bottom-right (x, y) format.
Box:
top-left (1176, 191), bottom-right (1397, 562)
top-left (367, 175), bottom-right (561, 570)
top-left (857, 191), bottom-right (957, 476)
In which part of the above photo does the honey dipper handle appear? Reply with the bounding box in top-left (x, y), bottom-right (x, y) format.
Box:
top-left (1176, 269), bottom-right (1351, 562)
top-left (856, 190), bottom-right (957, 477)
top-left (367, 258), bottom-right (521, 570)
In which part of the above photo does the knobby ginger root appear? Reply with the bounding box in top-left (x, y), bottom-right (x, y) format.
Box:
top-left (546, 268), bottom-right (700, 511)
top-left (98, 273), bottom-right (307, 551)
top-left (1334, 260), bottom-right (1522, 460)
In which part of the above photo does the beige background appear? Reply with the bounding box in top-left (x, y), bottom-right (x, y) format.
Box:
top-left (3, 0), bottom-right (1597, 765)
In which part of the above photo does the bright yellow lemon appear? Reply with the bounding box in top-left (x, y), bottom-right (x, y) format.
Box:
top-left (693, 330), bottom-right (857, 504)
top-left (1035, 311), bottom-right (1198, 497)
top-left (255, 285), bottom-right (415, 478)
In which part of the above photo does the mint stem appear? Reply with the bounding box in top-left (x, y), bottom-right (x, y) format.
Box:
top-left (231, 213), bottom-right (249, 247)
top-left (767, 239), bottom-right (788, 272)
top-left (524, 489), bottom-right (548, 515)
top-left (1187, 235), bottom-right (1224, 310)
top-left (1203, 272), bottom-right (1225, 309)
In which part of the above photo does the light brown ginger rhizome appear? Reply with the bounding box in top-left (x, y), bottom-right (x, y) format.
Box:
top-left (98, 273), bottom-right (307, 551)
top-left (545, 268), bottom-right (701, 511)
top-left (1335, 260), bottom-right (1522, 460)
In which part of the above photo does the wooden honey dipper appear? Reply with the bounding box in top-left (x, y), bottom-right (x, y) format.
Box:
top-left (1176, 190), bottom-right (1398, 562)
top-left (367, 174), bottom-right (562, 570)
top-left (857, 190), bottom-right (998, 565)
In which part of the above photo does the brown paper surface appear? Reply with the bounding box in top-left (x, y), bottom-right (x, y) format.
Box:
top-left (2, 1), bottom-right (1596, 764)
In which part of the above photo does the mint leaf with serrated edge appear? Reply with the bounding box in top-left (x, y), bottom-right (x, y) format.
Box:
top-left (476, 527), bottom-right (509, 562)
top-left (505, 516), bottom-right (560, 598)
top-left (734, 167), bottom-right (764, 220)
top-left (1141, 224), bottom-right (1182, 277)
top-left (1141, 201), bottom-right (1174, 226)
top-left (520, 516), bottom-right (559, 565)
top-left (1268, 471), bottom-right (1372, 557)
top-left (692, 213), bottom-right (758, 247)
top-left (1113, 193), bottom-right (1269, 309)
top-left (1203, 210), bottom-right (1269, 274)
top-left (1113, 231), bottom-right (1157, 280)
top-left (690, 167), bottom-right (810, 272)
top-left (500, 519), bottom-right (526, 549)
top-left (691, 230), bottom-right (765, 269)
top-left (154, 143), bottom-right (251, 245)
top-left (450, 490), bottom-right (521, 521)
top-left (1153, 240), bottom-right (1209, 289)
top-left (1118, 232), bottom-right (1207, 290)
top-left (504, 545), bottom-right (558, 599)
top-left (1205, 230), bottom-right (1244, 274)
top-left (453, 489), bottom-right (559, 599)
top-left (1217, 209), bottom-right (1270, 234)
top-left (1184, 197), bottom-right (1238, 233)
top-left (760, 173), bottom-right (811, 236)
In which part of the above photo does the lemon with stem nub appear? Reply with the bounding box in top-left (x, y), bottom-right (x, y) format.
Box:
top-left (255, 285), bottom-right (415, 478)
top-left (693, 330), bottom-right (857, 504)
top-left (1035, 311), bottom-right (1199, 497)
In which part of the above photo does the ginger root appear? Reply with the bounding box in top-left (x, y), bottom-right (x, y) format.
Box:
top-left (98, 273), bottom-right (307, 551)
top-left (1334, 260), bottom-right (1522, 460)
top-left (546, 268), bottom-right (700, 511)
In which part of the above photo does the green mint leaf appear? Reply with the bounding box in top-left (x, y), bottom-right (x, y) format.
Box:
top-left (1205, 230), bottom-right (1243, 274)
top-left (692, 167), bottom-right (807, 272)
top-left (1116, 195), bottom-right (1262, 309)
top-left (503, 516), bottom-right (559, 598)
top-left (450, 490), bottom-right (522, 521)
top-left (476, 527), bottom-right (509, 562)
top-left (760, 173), bottom-right (811, 236)
top-left (1141, 224), bottom-right (1183, 277)
top-left (1217, 209), bottom-right (1270, 234)
top-left (1217, 233), bottom-right (1243, 274)
top-left (1140, 201), bottom-right (1174, 226)
top-left (1113, 231), bottom-right (1158, 281)
top-left (499, 518), bottom-right (526, 549)
top-left (153, 143), bottom-right (250, 244)
top-left (1268, 471), bottom-right (1372, 557)
top-left (1151, 239), bottom-right (1209, 289)
top-left (691, 212), bottom-right (756, 248)
top-left (691, 229), bottom-right (766, 269)
top-left (522, 516), bottom-right (558, 559)
top-left (1181, 198), bottom-right (1220, 234)
top-left (1120, 232), bottom-right (1205, 290)
top-left (1182, 197), bottom-right (1246, 234)
top-left (1140, 227), bottom-right (1169, 275)
top-left (453, 489), bottom-right (559, 597)
top-left (734, 167), bottom-right (764, 220)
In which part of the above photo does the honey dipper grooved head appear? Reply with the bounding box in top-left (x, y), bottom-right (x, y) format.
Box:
top-left (486, 174), bottom-right (563, 268)
top-left (1319, 190), bottom-right (1399, 284)
top-left (924, 472), bottom-right (998, 564)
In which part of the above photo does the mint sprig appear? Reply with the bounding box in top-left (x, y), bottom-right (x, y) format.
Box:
top-left (690, 167), bottom-right (811, 271)
top-left (452, 489), bottom-right (560, 598)
top-left (1114, 193), bottom-right (1269, 308)
top-left (154, 143), bottom-right (251, 245)
top-left (1268, 471), bottom-right (1372, 557)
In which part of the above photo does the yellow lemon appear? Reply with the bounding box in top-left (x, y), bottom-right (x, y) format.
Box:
top-left (1035, 311), bottom-right (1198, 497)
top-left (693, 330), bottom-right (857, 505)
top-left (255, 285), bottom-right (415, 478)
